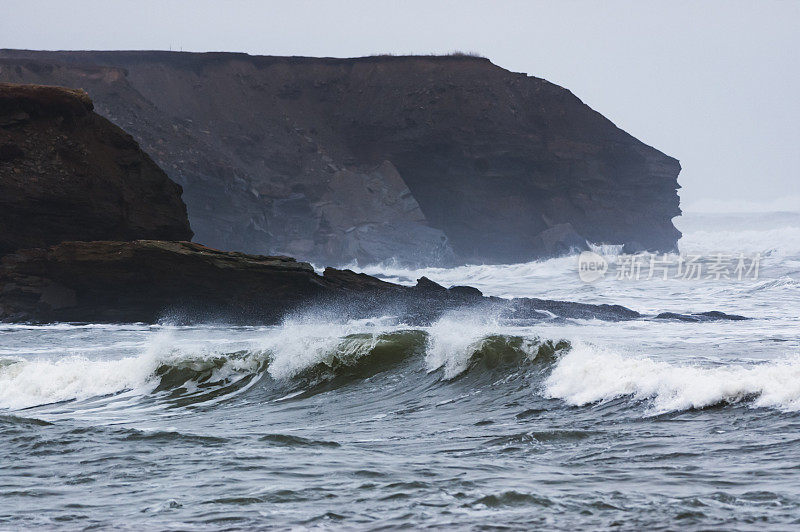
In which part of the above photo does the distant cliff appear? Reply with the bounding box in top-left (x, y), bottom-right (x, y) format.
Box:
top-left (0, 82), bottom-right (192, 256)
top-left (0, 50), bottom-right (681, 265)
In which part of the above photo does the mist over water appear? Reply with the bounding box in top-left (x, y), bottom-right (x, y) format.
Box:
top-left (2, 211), bottom-right (800, 529)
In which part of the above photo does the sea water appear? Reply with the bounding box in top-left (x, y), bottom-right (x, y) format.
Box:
top-left (1, 211), bottom-right (799, 529)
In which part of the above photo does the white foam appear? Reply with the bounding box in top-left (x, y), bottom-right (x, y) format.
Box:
top-left (423, 313), bottom-right (500, 379)
top-left (0, 332), bottom-right (169, 410)
top-left (351, 256), bottom-right (583, 299)
top-left (0, 322), bottom-right (153, 332)
top-left (342, 211), bottom-right (800, 302)
top-left (745, 276), bottom-right (800, 293)
top-left (0, 316), bottom-right (409, 411)
top-left (0, 330), bottom-right (263, 410)
top-left (544, 342), bottom-right (800, 413)
top-left (681, 196), bottom-right (800, 214)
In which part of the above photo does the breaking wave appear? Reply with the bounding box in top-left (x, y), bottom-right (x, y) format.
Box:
top-left (5, 324), bottom-right (800, 416)
top-left (0, 317), bottom-right (567, 411)
top-left (345, 257), bottom-right (583, 299)
top-left (545, 341), bottom-right (800, 413)
top-left (423, 313), bottom-right (567, 379)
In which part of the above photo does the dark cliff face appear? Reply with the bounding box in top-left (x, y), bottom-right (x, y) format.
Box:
top-left (0, 82), bottom-right (192, 256)
top-left (0, 50), bottom-right (681, 265)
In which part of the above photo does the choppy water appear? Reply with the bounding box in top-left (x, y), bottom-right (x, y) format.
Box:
top-left (2, 212), bottom-right (800, 530)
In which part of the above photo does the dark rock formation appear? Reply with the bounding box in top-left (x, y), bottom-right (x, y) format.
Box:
top-left (0, 241), bottom-right (323, 323)
top-left (414, 276), bottom-right (449, 293)
top-left (0, 240), bottom-right (642, 324)
top-left (0, 50), bottom-right (681, 265)
top-left (448, 285), bottom-right (484, 299)
top-left (654, 311), bottom-right (748, 322)
top-left (0, 83), bottom-right (192, 256)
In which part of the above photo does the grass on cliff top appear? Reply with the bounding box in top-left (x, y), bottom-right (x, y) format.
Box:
top-left (370, 50), bottom-right (485, 58)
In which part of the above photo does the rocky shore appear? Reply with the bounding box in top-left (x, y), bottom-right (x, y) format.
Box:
top-left (0, 82), bottom-right (742, 326)
top-left (0, 82), bottom-right (639, 324)
top-left (0, 239), bottom-right (643, 324)
top-left (1, 238), bottom-right (749, 325)
top-left (0, 50), bottom-right (681, 265)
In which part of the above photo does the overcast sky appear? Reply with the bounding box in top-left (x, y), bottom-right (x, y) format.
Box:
top-left (2, 0), bottom-right (798, 211)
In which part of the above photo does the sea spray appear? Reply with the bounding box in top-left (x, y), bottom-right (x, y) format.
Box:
top-left (0, 329), bottom-right (173, 410)
top-left (255, 314), bottom-right (400, 381)
top-left (423, 310), bottom-right (568, 379)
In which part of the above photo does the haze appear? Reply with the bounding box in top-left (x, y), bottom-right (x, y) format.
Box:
top-left (2, 0), bottom-right (798, 212)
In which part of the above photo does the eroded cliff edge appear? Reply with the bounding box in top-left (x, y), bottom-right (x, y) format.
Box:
top-left (0, 82), bottom-right (192, 256)
top-left (0, 51), bottom-right (681, 265)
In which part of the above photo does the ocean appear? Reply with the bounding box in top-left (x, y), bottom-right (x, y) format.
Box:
top-left (2, 211), bottom-right (799, 530)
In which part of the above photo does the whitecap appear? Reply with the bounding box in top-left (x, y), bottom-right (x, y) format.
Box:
top-left (544, 341), bottom-right (800, 413)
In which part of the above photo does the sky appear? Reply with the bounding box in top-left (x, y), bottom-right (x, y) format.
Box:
top-left (2, 0), bottom-right (799, 212)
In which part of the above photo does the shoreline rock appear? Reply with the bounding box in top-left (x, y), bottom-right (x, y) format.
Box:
top-left (0, 240), bottom-right (640, 324)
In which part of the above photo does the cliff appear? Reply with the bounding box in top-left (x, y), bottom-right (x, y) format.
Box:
top-left (0, 84), bottom-right (637, 325)
top-left (0, 82), bottom-right (192, 256)
top-left (0, 50), bottom-right (681, 265)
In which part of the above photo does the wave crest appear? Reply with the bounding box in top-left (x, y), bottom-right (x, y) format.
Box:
top-left (424, 313), bottom-right (569, 379)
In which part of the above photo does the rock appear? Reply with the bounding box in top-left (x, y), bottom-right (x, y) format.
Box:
top-left (654, 311), bottom-right (748, 322)
top-left (321, 267), bottom-right (404, 294)
top-left (318, 162), bottom-right (455, 266)
top-left (337, 221), bottom-right (454, 267)
top-left (0, 83), bottom-right (192, 257)
top-left (0, 142), bottom-right (24, 162)
top-left (414, 276), bottom-right (447, 293)
top-left (519, 299), bottom-right (642, 322)
top-left (0, 240), bottom-right (324, 323)
top-left (0, 240), bottom-right (745, 325)
top-left (448, 285), bottom-right (483, 299)
top-left (654, 312), bottom-right (701, 322)
top-left (695, 311), bottom-right (747, 321)
top-left (0, 110), bottom-right (29, 127)
top-left (0, 51), bottom-right (681, 265)
top-left (0, 240), bottom-right (648, 324)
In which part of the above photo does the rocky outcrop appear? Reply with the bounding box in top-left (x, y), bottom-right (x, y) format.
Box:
top-left (0, 83), bottom-right (192, 256)
top-left (0, 50), bottom-right (681, 265)
top-left (0, 240), bottom-right (641, 324)
top-left (0, 241), bottom-right (323, 323)
top-left (654, 311), bottom-right (747, 322)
